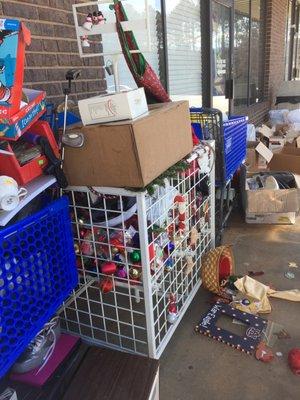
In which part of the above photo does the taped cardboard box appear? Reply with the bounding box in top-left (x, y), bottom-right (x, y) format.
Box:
top-left (64, 101), bottom-right (193, 188)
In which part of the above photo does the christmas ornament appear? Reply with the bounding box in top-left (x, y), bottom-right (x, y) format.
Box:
top-left (129, 267), bottom-right (140, 281)
top-left (113, 253), bottom-right (122, 262)
top-left (184, 254), bottom-right (194, 275)
top-left (288, 348), bottom-right (300, 375)
top-left (81, 36), bottom-right (90, 48)
top-left (148, 242), bottom-right (155, 262)
top-left (101, 262), bottom-right (117, 275)
top-left (167, 293), bottom-right (178, 324)
top-left (92, 11), bottom-right (98, 24)
top-left (255, 342), bottom-right (274, 363)
top-left (116, 266), bottom-right (127, 279)
top-left (165, 258), bottom-right (174, 272)
top-left (174, 194), bottom-right (187, 235)
top-left (189, 227), bottom-right (199, 250)
top-left (82, 13), bottom-right (93, 30)
top-left (130, 250), bottom-right (141, 263)
top-left (164, 242), bottom-right (175, 254)
top-left (99, 277), bottom-right (114, 294)
top-left (97, 11), bottom-right (106, 24)
top-left (74, 243), bottom-right (80, 254)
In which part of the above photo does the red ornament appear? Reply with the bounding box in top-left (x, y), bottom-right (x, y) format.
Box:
top-left (99, 277), bottom-right (114, 294)
top-left (101, 262), bottom-right (117, 275)
top-left (219, 256), bottom-right (231, 281)
top-left (288, 348), bottom-right (300, 375)
top-left (255, 342), bottom-right (274, 363)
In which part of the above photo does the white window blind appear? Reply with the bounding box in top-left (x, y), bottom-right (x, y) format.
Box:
top-left (165, 0), bottom-right (202, 104)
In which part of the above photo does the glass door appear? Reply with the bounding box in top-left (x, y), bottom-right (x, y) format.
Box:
top-left (211, 0), bottom-right (233, 113)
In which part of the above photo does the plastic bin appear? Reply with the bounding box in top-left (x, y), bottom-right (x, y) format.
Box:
top-left (190, 107), bottom-right (248, 183)
top-left (0, 196), bottom-right (77, 378)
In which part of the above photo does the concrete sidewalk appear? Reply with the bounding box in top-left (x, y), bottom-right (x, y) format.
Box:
top-left (160, 214), bottom-right (300, 400)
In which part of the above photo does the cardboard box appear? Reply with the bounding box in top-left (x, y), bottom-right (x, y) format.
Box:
top-left (241, 166), bottom-right (300, 214)
top-left (245, 141), bottom-right (268, 172)
top-left (78, 88), bottom-right (148, 125)
top-left (246, 212), bottom-right (296, 225)
top-left (269, 146), bottom-right (300, 175)
top-left (64, 101), bottom-right (193, 188)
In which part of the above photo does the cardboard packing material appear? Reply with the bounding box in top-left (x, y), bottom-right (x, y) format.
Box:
top-left (245, 141), bottom-right (269, 172)
top-left (64, 101), bottom-right (193, 188)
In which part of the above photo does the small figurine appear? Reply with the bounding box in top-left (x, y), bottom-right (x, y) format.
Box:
top-left (82, 13), bottom-right (93, 31)
top-left (81, 36), bottom-right (90, 48)
top-left (97, 11), bottom-right (106, 25)
top-left (167, 293), bottom-right (178, 324)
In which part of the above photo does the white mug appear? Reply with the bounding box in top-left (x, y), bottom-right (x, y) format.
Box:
top-left (0, 176), bottom-right (27, 211)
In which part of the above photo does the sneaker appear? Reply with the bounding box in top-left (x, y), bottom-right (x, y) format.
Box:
top-left (12, 316), bottom-right (61, 374)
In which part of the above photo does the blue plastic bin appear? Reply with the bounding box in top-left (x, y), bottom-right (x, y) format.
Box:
top-left (190, 108), bottom-right (248, 183)
top-left (0, 196), bottom-right (77, 378)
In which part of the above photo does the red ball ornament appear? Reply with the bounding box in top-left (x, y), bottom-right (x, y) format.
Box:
top-left (101, 262), bottom-right (117, 275)
top-left (99, 277), bottom-right (114, 294)
top-left (288, 348), bottom-right (300, 375)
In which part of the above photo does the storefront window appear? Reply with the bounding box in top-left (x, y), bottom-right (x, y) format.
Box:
top-left (165, 0), bottom-right (201, 106)
top-left (234, 0), bottom-right (265, 111)
top-left (234, 0), bottom-right (250, 110)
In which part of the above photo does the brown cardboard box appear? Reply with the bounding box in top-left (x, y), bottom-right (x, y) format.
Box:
top-left (245, 141), bottom-right (268, 172)
top-left (241, 166), bottom-right (299, 214)
top-left (63, 101), bottom-right (193, 188)
top-left (269, 147), bottom-right (300, 175)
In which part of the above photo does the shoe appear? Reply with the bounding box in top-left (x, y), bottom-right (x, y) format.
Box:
top-left (12, 316), bottom-right (61, 374)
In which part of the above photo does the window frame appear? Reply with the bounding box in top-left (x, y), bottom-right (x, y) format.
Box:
top-left (233, 0), bottom-right (266, 110)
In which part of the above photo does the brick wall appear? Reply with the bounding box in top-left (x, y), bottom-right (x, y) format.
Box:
top-left (247, 0), bottom-right (288, 125)
top-left (0, 0), bottom-right (107, 106)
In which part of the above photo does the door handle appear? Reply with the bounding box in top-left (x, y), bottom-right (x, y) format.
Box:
top-left (225, 78), bottom-right (233, 99)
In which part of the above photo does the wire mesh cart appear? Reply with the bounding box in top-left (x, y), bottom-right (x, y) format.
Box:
top-left (191, 108), bottom-right (247, 244)
top-left (59, 143), bottom-right (215, 359)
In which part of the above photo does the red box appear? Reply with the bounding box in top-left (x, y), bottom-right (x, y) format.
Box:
top-left (0, 19), bottom-right (31, 119)
top-left (0, 120), bottom-right (59, 185)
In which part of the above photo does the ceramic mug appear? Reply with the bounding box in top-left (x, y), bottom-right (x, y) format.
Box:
top-left (0, 176), bottom-right (27, 211)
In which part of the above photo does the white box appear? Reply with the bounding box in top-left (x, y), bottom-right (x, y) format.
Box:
top-left (246, 212), bottom-right (296, 225)
top-left (78, 88), bottom-right (149, 126)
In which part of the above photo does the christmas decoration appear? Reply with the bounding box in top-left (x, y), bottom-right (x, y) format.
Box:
top-left (116, 265), bottom-right (127, 279)
top-left (288, 348), bottom-right (300, 375)
top-left (129, 267), bottom-right (140, 281)
top-left (130, 250), bottom-right (141, 263)
top-left (82, 13), bottom-right (93, 30)
top-left (255, 342), bottom-right (274, 363)
top-left (195, 303), bottom-right (267, 355)
top-left (99, 277), bottom-right (114, 294)
top-left (101, 262), bottom-right (117, 275)
top-left (167, 293), bottom-right (178, 324)
top-left (81, 35), bottom-right (90, 48)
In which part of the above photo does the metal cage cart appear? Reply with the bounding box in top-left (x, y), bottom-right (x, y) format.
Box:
top-left (190, 108), bottom-right (247, 244)
top-left (59, 143), bottom-right (215, 359)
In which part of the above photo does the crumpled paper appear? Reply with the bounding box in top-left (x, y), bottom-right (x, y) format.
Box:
top-left (234, 276), bottom-right (300, 314)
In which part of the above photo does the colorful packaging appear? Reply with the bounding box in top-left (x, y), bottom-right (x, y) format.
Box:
top-left (0, 19), bottom-right (31, 119)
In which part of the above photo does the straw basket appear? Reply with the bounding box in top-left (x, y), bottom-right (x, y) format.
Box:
top-left (201, 246), bottom-right (235, 295)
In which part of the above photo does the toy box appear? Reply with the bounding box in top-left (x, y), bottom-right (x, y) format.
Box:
top-left (0, 19), bottom-right (31, 119)
top-left (0, 88), bottom-right (46, 140)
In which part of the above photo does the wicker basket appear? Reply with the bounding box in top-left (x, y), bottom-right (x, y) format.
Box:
top-left (201, 246), bottom-right (235, 295)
